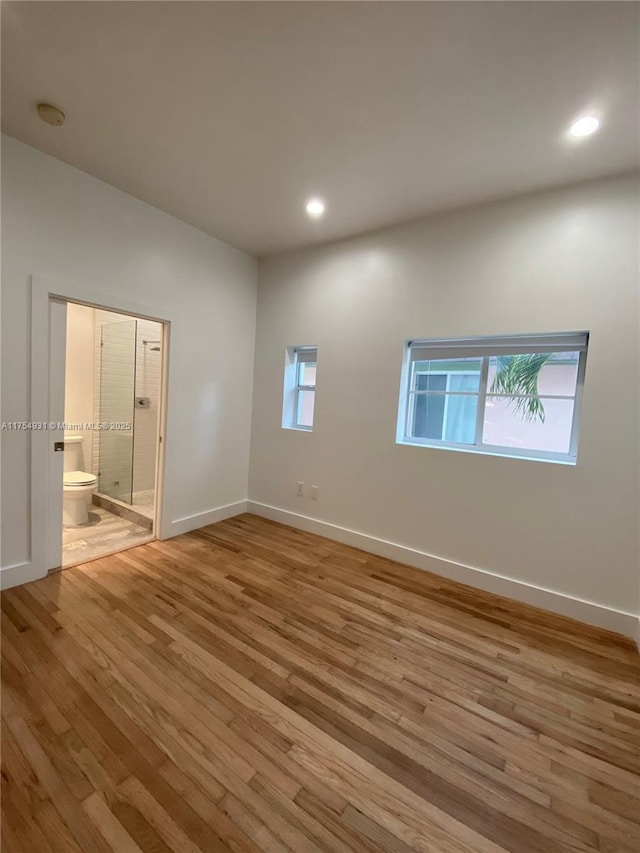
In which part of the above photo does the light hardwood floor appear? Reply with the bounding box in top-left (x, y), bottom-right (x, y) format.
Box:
top-left (2, 514), bottom-right (639, 852)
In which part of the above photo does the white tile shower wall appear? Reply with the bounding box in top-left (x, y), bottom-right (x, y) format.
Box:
top-left (92, 310), bottom-right (160, 502)
top-left (92, 310), bottom-right (134, 497)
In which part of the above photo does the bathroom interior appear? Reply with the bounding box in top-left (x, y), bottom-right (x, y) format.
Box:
top-left (62, 302), bottom-right (162, 567)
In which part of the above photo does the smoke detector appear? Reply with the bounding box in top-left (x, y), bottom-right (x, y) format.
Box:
top-left (37, 103), bottom-right (65, 126)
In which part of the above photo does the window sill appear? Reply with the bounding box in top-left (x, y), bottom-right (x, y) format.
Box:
top-left (396, 438), bottom-right (576, 466)
top-left (282, 425), bottom-right (313, 433)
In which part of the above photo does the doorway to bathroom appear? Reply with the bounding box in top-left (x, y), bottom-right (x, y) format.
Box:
top-left (61, 302), bottom-right (165, 567)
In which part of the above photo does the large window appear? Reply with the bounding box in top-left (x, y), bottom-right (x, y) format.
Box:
top-left (282, 346), bottom-right (317, 430)
top-left (397, 332), bottom-right (588, 463)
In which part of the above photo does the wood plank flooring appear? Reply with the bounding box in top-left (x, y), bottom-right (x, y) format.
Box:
top-left (2, 513), bottom-right (639, 852)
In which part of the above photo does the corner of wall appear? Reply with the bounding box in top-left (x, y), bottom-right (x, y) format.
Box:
top-left (162, 500), bottom-right (248, 540)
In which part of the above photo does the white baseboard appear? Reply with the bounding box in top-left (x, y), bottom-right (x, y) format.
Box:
top-left (247, 501), bottom-right (638, 641)
top-left (1, 561), bottom-right (46, 591)
top-left (165, 500), bottom-right (248, 538)
top-left (4, 501), bottom-right (637, 646)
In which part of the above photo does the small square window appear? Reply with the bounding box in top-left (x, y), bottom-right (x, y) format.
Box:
top-left (282, 346), bottom-right (317, 430)
top-left (397, 333), bottom-right (588, 463)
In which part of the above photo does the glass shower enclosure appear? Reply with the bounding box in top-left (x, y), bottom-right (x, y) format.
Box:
top-left (98, 319), bottom-right (137, 503)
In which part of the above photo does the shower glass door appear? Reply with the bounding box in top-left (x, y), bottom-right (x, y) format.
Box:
top-left (98, 320), bottom-right (136, 503)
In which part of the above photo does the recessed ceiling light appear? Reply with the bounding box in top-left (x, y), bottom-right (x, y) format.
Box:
top-left (37, 102), bottom-right (65, 126)
top-left (305, 198), bottom-right (325, 218)
top-left (568, 115), bottom-right (600, 138)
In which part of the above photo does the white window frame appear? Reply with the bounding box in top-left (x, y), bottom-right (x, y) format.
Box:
top-left (282, 346), bottom-right (317, 431)
top-left (396, 332), bottom-right (588, 464)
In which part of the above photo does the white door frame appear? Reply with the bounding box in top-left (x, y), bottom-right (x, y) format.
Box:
top-left (30, 275), bottom-right (173, 575)
top-left (47, 298), bottom-right (67, 570)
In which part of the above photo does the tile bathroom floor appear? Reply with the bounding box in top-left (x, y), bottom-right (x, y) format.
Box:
top-left (62, 506), bottom-right (153, 567)
top-left (132, 488), bottom-right (155, 520)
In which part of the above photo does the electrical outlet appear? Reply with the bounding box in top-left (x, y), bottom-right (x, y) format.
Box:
top-left (311, 485), bottom-right (319, 500)
top-left (296, 481), bottom-right (304, 497)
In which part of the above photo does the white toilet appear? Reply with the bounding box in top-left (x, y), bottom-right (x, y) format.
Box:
top-left (63, 435), bottom-right (98, 526)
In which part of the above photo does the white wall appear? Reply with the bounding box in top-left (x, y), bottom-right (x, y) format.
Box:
top-left (249, 174), bottom-right (640, 627)
top-left (1, 134), bottom-right (257, 575)
top-left (64, 302), bottom-right (95, 468)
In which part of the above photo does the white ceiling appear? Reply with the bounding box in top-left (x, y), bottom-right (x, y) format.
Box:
top-left (2, 2), bottom-right (638, 257)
